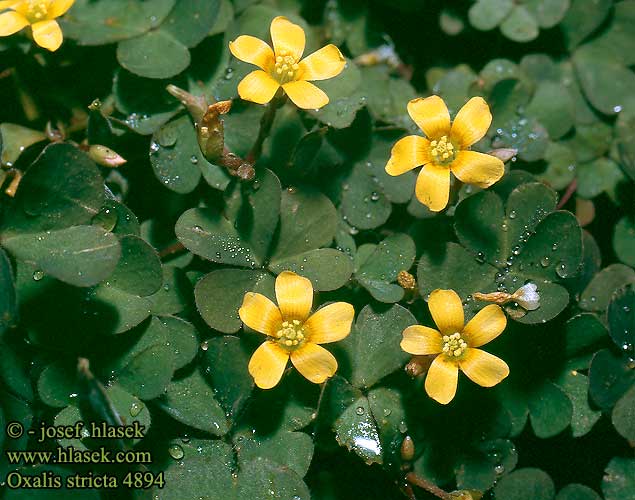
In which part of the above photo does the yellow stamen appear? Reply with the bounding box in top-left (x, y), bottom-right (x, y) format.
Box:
top-left (272, 50), bottom-right (299, 84)
top-left (429, 135), bottom-right (457, 166)
top-left (442, 332), bottom-right (468, 359)
top-left (275, 319), bottom-right (307, 350)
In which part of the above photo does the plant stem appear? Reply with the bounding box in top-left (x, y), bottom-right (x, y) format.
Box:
top-left (556, 178), bottom-right (577, 209)
top-left (405, 472), bottom-right (450, 500)
top-left (246, 96), bottom-right (286, 164)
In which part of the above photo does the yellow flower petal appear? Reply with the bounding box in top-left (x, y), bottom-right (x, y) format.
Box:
top-left (428, 289), bottom-right (464, 335)
top-left (401, 325), bottom-right (443, 355)
top-left (450, 96), bottom-right (492, 149)
top-left (459, 348), bottom-right (509, 387)
top-left (239, 292), bottom-right (282, 336)
top-left (450, 150), bottom-right (505, 188)
top-left (275, 271), bottom-right (313, 322)
top-left (414, 163), bottom-right (450, 212)
top-left (31, 19), bottom-right (63, 51)
top-left (270, 15), bottom-right (305, 61)
top-left (304, 302), bottom-right (354, 344)
top-left (463, 304), bottom-right (507, 347)
top-left (237, 69), bottom-right (280, 104)
top-left (290, 342), bottom-right (337, 384)
top-left (0, 10), bottom-right (28, 37)
top-left (407, 96), bottom-right (451, 140)
top-left (49, 0), bottom-right (76, 18)
top-left (282, 80), bottom-right (328, 109)
top-left (248, 341), bottom-right (289, 389)
top-left (0, 1), bottom-right (20, 10)
top-left (385, 135), bottom-right (431, 176)
top-left (425, 355), bottom-right (459, 404)
top-left (298, 44), bottom-right (345, 81)
top-left (229, 35), bottom-right (275, 71)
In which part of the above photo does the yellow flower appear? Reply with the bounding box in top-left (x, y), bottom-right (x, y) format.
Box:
top-left (239, 271), bottom-right (354, 389)
top-left (229, 16), bottom-right (346, 109)
top-left (0, 0), bottom-right (74, 51)
top-left (385, 95), bottom-right (505, 212)
top-left (400, 289), bottom-right (509, 404)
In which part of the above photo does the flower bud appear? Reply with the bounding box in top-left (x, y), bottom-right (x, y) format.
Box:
top-left (397, 270), bottom-right (416, 290)
top-left (88, 145), bottom-right (127, 168)
top-left (488, 148), bottom-right (517, 163)
top-left (400, 436), bottom-right (415, 461)
top-left (511, 282), bottom-right (540, 311)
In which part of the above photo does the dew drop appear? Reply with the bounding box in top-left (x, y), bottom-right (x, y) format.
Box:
top-left (168, 444), bottom-right (184, 460)
top-left (540, 256), bottom-right (550, 268)
top-left (555, 261), bottom-right (568, 278)
top-left (508, 210), bottom-right (517, 219)
top-left (130, 401), bottom-right (144, 417)
top-left (190, 155), bottom-right (199, 164)
top-left (355, 406), bottom-right (365, 416)
top-left (32, 270), bottom-right (44, 281)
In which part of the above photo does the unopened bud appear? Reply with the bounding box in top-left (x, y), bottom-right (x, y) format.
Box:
top-left (166, 84), bottom-right (208, 123)
top-left (511, 282), bottom-right (540, 311)
top-left (488, 148), bottom-right (517, 163)
top-left (197, 100), bottom-right (232, 162)
top-left (400, 436), bottom-right (415, 461)
top-left (405, 355), bottom-right (433, 377)
top-left (449, 491), bottom-right (483, 500)
top-left (3, 169), bottom-right (22, 197)
top-left (88, 145), bottom-right (127, 168)
top-left (236, 163), bottom-right (255, 181)
top-left (397, 270), bottom-right (416, 290)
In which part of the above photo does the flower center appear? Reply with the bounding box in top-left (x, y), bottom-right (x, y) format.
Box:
top-left (25, 0), bottom-right (50, 22)
top-left (442, 332), bottom-right (468, 358)
top-left (430, 135), bottom-right (456, 165)
top-left (273, 50), bottom-right (299, 84)
top-left (275, 319), bottom-right (306, 349)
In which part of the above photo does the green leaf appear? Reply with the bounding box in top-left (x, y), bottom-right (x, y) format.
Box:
top-left (608, 285), bottom-right (635, 351)
top-left (270, 187), bottom-right (337, 261)
top-left (3, 143), bottom-right (104, 232)
top-left (494, 468), bottom-right (555, 500)
top-left (2, 226), bottom-right (121, 288)
top-left (354, 233), bottom-right (416, 303)
top-left (86, 282), bottom-right (153, 334)
top-left (338, 303), bottom-right (416, 388)
top-left (576, 158), bottom-right (624, 199)
top-left (525, 81), bottom-right (574, 139)
top-left (527, 381), bottom-right (573, 438)
top-left (268, 248), bottom-right (353, 292)
top-left (108, 235), bottom-right (162, 296)
top-left (61, 0), bottom-right (176, 45)
top-left (158, 369), bottom-right (229, 435)
top-left (564, 313), bottom-right (608, 362)
top-left (203, 336), bottom-right (254, 419)
top-left (113, 69), bottom-right (181, 135)
top-left (162, 0), bottom-right (220, 48)
top-left (556, 484), bottom-right (601, 500)
top-left (500, 6), bottom-right (539, 42)
top-left (117, 30), bottom-right (190, 79)
top-left (573, 45), bottom-right (635, 115)
top-left (308, 61), bottom-right (365, 129)
top-left (602, 457), bottom-right (635, 500)
top-left (589, 348), bottom-right (635, 410)
top-left (237, 457), bottom-right (310, 499)
top-left (360, 66), bottom-right (417, 129)
top-left (148, 266), bottom-right (191, 316)
top-left (334, 396), bottom-right (382, 465)
top-left (561, 0), bottom-right (612, 49)
top-left (580, 264), bottom-right (635, 312)
top-left (159, 440), bottom-right (236, 500)
top-left (175, 207), bottom-right (260, 267)
top-left (0, 249), bottom-right (17, 335)
top-left (538, 142), bottom-right (576, 191)
top-left (196, 269), bottom-right (274, 333)
top-left (613, 217), bottom-right (635, 267)
top-left (0, 123), bottom-right (46, 167)
top-left (223, 168), bottom-right (282, 264)
top-left (524, 0), bottom-right (570, 28)
top-left (117, 343), bottom-right (175, 400)
top-left (556, 371), bottom-right (601, 437)
top-left (418, 242), bottom-right (496, 300)
top-left (234, 428), bottom-right (314, 477)
top-left (457, 438), bottom-right (518, 491)
top-left (612, 383), bottom-right (635, 442)
top-left (37, 360), bottom-right (78, 408)
top-left (468, 0), bottom-right (514, 31)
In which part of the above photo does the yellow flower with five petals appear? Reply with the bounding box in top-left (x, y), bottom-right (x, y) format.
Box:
top-left (229, 16), bottom-right (346, 109)
top-left (400, 289), bottom-right (509, 404)
top-left (0, 0), bottom-right (74, 51)
top-left (385, 95), bottom-right (504, 212)
top-left (239, 271), bottom-right (354, 389)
